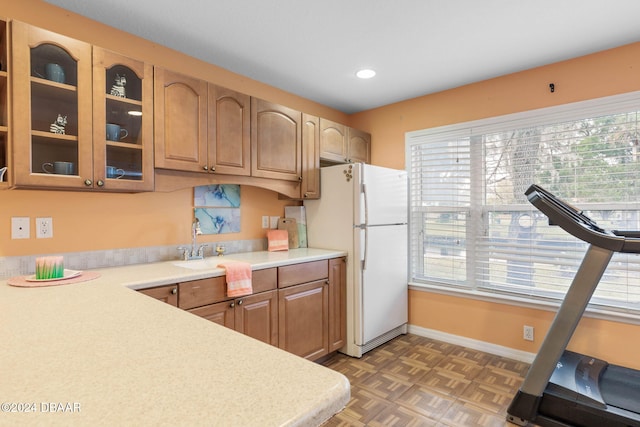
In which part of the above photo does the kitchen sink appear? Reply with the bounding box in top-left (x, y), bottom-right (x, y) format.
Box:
top-left (171, 258), bottom-right (232, 270)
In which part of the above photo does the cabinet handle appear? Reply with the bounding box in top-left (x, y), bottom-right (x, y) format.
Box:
top-left (96, 180), bottom-right (104, 187)
top-left (202, 165), bottom-right (208, 171)
top-left (237, 299), bottom-right (243, 305)
top-left (230, 302), bottom-right (235, 308)
top-left (84, 179), bottom-right (92, 186)
top-left (210, 166), bottom-right (216, 172)
top-left (171, 288), bottom-right (177, 295)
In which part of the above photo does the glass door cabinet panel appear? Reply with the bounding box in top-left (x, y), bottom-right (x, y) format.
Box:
top-left (0, 19), bottom-right (9, 188)
top-left (11, 21), bottom-right (92, 189)
top-left (93, 47), bottom-right (153, 191)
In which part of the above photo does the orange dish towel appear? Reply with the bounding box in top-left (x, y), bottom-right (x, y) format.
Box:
top-left (218, 261), bottom-right (253, 297)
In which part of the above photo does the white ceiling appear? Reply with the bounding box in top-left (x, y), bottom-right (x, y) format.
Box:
top-left (44, 0), bottom-right (640, 114)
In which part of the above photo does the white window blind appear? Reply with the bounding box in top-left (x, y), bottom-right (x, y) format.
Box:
top-left (407, 92), bottom-right (640, 314)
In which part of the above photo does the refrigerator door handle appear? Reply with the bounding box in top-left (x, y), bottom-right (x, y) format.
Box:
top-left (362, 226), bottom-right (368, 271)
top-left (362, 183), bottom-right (368, 226)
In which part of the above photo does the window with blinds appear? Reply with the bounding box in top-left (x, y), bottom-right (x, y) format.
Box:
top-left (406, 92), bottom-right (640, 314)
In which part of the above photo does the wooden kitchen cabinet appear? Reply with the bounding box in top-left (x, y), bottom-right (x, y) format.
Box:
top-left (278, 279), bottom-right (329, 360)
top-left (137, 259), bottom-right (345, 361)
top-left (328, 257), bottom-right (347, 352)
top-left (138, 284), bottom-right (178, 307)
top-left (278, 260), bottom-right (330, 360)
top-left (208, 84), bottom-right (251, 176)
top-left (0, 19), bottom-right (9, 189)
top-left (319, 118), bottom-right (347, 164)
top-left (234, 289), bottom-right (278, 345)
top-left (11, 21), bottom-right (93, 189)
top-left (251, 98), bottom-right (302, 182)
top-left (154, 67), bottom-right (208, 173)
top-left (154, 69), bottom-right (251, 177)
top-left (188, 300), bottom-right (234, 328)
top-left (176, 268), bottom-right (278, 346)
top-left (319, 118), bottom-right (371, 165)
top-left (92, 47), bottom-right (154, 191)
top-left (300, 113), bottom-right (320, 199)
top-left (347, 127), bottom-right (371, 164)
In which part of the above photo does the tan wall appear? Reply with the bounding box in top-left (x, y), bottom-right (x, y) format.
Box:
top-left (352, 42), bottom-right (640, 368)
top-left (2, 0), bottom-right (349, 257)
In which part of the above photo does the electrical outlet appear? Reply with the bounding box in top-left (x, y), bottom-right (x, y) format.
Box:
top-left (261, 216), bottom-right (269, 229)
top-left (36, 217), bottom-right (53, 239)
top-left (523, 325), bottom-right (534, 341)
top-left (11, 217), bottom-right (30, 239)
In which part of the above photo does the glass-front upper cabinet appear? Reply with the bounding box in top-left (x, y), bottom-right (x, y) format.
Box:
top-left (0, 19), bottom-right (9, 189)
top-left (11, 21), bottom-right (92, 189)
top-left (92, 47), bottom-right (153, 191)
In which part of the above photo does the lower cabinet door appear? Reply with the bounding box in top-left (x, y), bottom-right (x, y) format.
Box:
top-left (278, 280), bottom-right (329, 360)
top-left (235, 290), bottom-right (278, 346)
top-left (188, 301), bottom-right (234, 329)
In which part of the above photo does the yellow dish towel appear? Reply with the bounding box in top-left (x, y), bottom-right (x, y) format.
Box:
top-left (218, 261), bottom-right (253, 297)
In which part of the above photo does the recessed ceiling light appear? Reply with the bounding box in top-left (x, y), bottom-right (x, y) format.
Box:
top-left (356, 69), bottom-right (376, 79)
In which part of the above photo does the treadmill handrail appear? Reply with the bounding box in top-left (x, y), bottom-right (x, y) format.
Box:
top-left (525, 184), bottom-right (640, 253)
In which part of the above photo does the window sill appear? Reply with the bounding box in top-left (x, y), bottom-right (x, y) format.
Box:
top-left (409, 282), bottom-right (640, 326)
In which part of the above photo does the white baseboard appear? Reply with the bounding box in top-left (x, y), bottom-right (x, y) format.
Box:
top-left (408, 324), bottom-right (536, 364)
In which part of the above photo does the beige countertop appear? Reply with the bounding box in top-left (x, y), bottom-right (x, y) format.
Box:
top-left (0, 248), bottom-right (349, 426)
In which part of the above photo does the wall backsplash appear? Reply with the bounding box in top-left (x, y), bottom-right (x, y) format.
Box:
top-left (0, 238), bottom-right (266, 280)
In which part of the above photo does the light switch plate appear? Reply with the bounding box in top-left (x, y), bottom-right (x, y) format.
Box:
top-left (11, 217), bottom-right (30, 239)
top-left (270, 216), bottom-right (280, 229)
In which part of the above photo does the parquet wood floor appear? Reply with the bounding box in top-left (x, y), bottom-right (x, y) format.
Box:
top-left (322, 334), bottom-right (529, 426)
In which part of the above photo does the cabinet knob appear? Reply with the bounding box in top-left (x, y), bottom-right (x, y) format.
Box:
top-left (237, 299), bottom-right (243, 305)
top-left (230, 302), bottom-right (235, 308)
top-left (304, 192), bottom-right (309, 198)
top-left (84, 179), bottom-right (92, 186)
top-left (202, 165), bottom-right (208, 171)
top-left (298, 176), bottom-right (303, 181)
top-left (171, 288), bottom-right (177, 295)
top-left (209, 166), bottom-right (216, 172)
top-left (96, 180), bottom-right (105, 187)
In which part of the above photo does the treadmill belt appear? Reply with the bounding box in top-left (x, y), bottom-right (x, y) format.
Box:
top-left (600, 364), bottom-right (640, 414)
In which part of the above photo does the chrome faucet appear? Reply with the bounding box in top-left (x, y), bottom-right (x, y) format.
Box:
top-left (177, 218), bottom-right (208, 260)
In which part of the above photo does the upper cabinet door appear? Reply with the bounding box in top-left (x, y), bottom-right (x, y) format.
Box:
top-left (208, 84), bottom-right (250, 176)
top-left (11, 21), bottom-right (93, 189)
top-left (93, 47), bottom-right (154, 191)
top-left (154, 67), bottom-right (207, 173)
top-left (319, 118), bottom-right (347, 164)
top-left (301, 113), bottom-right (320, 199)
top-left (347, 127), bottom-right (371, 164)
top-left (251, 98), bottom-right (301, 182)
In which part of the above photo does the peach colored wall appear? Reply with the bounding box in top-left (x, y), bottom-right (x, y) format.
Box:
top-left (5, 0), bottom-right (640, 367)
top-left (2, 0), bottom-right (349, 257)
top-left (353, 43), bottom-right (640, 368)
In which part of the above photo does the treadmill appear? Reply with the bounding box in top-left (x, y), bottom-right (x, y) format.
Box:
top-left (507, 184), bottom-right (640, 427)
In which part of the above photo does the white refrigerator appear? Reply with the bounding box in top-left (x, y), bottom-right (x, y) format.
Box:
top-left (304, 163), bottom-right (408, 357)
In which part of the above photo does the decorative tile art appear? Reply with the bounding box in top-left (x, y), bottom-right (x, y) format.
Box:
top-left (194, 184), bottom-right (241, 234)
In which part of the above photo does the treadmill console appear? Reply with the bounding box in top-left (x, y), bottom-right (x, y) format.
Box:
top-left (525, 184), bottom-right (640, 253)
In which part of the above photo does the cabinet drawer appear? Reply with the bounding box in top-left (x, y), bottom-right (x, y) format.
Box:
top-left (138, 284), bottom-right (178, 306)
top-left (251, 268), bottom-right (277, 293)
top-left (179, 276), bottom-right (226, 309)
top-left (278, 260), bottom-right (328, 288)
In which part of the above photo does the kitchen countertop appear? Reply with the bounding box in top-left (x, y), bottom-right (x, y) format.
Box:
top-left (0, 248), bottom-right (349, 426)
